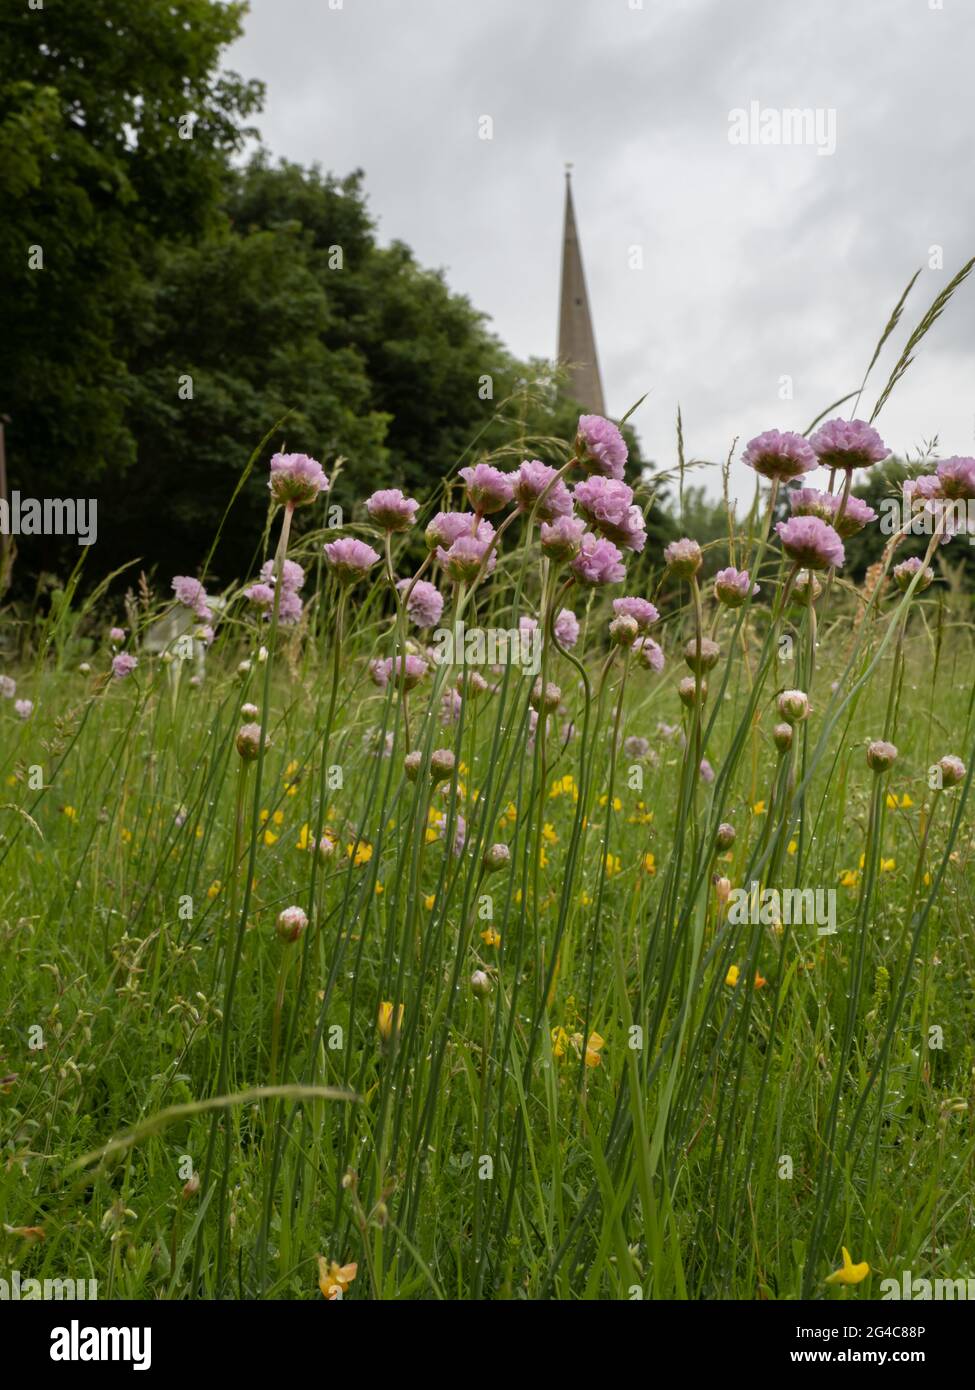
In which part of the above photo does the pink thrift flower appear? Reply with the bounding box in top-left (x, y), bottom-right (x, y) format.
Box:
top-left (109, 627), bottom-right (126, 643)
top-left (612, 596), bottom-right (659, 631)
top-left (572, 476), bottom-right (645, 553)
top-left (742, 429), bottom-right (818, 483)
top-left (664, 537), bottom-right (702, 578)
top-left (268, 452), bottom-right (328, 507)
top-left (367, 488), bottom-right (419, 531)
top-left (440, 688), bottom-right (463, 725)
top-left (370, 654), bottom-right (428, 690)
top-left (788, 487), bottom-right (876, 539)
top-left (112, 652), bottom-right (138, 679)
top-left (15, 698), bottom-right (33, 719)
top-left (397, 578), bottom-right (444, 628)
top-left (775, 515), bottom-right (845, 570)
top-left (575, 414), bottom-right (628, 480)
top-left (633, 637), bottom-right (665, 672)
top-left (277, 591), bottom-right (303, 625)
top-left (935, 456), bottom-right (975, 500)
top-left (172, 575), bottom-right (213, 620)
top-left (459, 463), bottom-right (514, 515)
top-left (438, 534), bottom-right (496, 582)
top-left (540, 515), bottom-right (586, 562)
top-left (513, 460), bottom-right (573, 522)
top-left (324, 537), bottom-right (381, 584)
top-left (714, 567), bottom-right (759, 607)
top-left (809, 418), bottom-right (889, 471)
top-left (260, 559), bottom-right (305, 593)
top-left (554, 608), bottom-right (580, 648)
top-left (0, 675), bottom-right (15, 699)
top-left (892, 556), bottom-right (934, 592)
top-left (425, 511), bottom-right (493, 550)
top-left (570, 533), bottom-right (626, 587)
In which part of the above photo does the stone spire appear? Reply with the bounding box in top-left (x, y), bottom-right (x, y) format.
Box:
top-left (557, 166), bottom-right (606, 415)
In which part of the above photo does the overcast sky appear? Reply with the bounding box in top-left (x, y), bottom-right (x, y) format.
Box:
top-left (226, 0), bottom-right (975, 498)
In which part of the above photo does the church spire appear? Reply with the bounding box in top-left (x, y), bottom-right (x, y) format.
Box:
top-left (557, 166), bottom-right (606, 415)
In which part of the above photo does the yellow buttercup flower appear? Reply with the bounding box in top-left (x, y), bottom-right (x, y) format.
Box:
top-left (839, 869), bottom-right (858, 888)
top-left (347, 841), bottom-right (373, 867)
top-left (423, 893), bottom-right (436, 911)
top-left (317, 1256), bottom-right (358, 1300)
top-left (825, 1247), bottom-right (869, 1286)
top-left (62, 805), bottom-right (77, 820)
top-left (752, 800), bottom-right (766, 816)
top-left (725, 964), bottom-right (740, 987)
top-left (480, 925), bottom-right (501, 948)
top-left (377, 1001), bottom-right (404, 1042)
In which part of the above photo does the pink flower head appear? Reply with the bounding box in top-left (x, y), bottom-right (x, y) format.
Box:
top-left (623, 735), bottom-right (651, 759)
top-left (438, 534), bottom-right (496, 582)
top-left (424, 511), bottom-right (493, 550)
top-left (431, 810), bottom-right (466, 857)
top-left (440, 688), bottom-right (463, 726)
top-left (513, 460), bottom-right (573, 521)
top-left (109, 627), bottom-right (126, 643)
top-left (554, 608), bottom-right (580, 648)
top-left (714, 567), bottom-right (758, 607)
top-left (397, 578), bottom-right (444, 628)
top-left (172, 575), bottom-right (213, 620)
top-left (633, 636), bottom-right (665, 672)
top-left (935, 456), bottom-right (975, 501)
top-left (540, 515), bottom-right (586, 563)
top-left (572, 476), bottom-right (646, 553)
top-left (324, 537), bottom-right (381, 584)
top-left (243, 582), bottom-right (276, 611)
top-left (570, 533), bottom-right (626, 587)
top-left (277, 590), bottom-right (303, 625)
top-left (809, 418), bottom-right (889, 472)
top-left (788, 487), bottom-right (876, 539)
top-left (775, 515), bottom-right (845, 571)
top-left (612, 596), bottom-right (659, 631)
top-left (459, 463), bottom-right (514, 515)
top-left (369, 653), bottom-right (428, 690)
top-left (260, 559), bottom-right (305, 593)
top-left (367, 488), bottom-right (419, 531)
top-left (664, 537), bottom-right (702, 578)
top-left (268, 452), bottom-right (328, 507)
top-left (112, 652), bottom-right (138, 679)
top-left (575, 414), bottom-right (628, 480)
top-left (742, 430), bottom-right (818, 483)
top-left (0, 675), bottom-right (16, 699)
top-left (699, 758), bottom-right (715, 784)
top-left (892, 556), bottom-right (934, 593)
top-left (14, 698), bottom-right (33, 719)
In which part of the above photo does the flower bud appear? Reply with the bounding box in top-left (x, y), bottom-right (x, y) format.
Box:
top-left (483, 842), bottom-right (511, 873)
top-left (936, 754), bottom-right (966, 788)
top-left (892, 556), bottom-right (934, 594)
top-left (866, 739), bottom-right (898, 772)
top-left (404, 750), bottom-right (423, 782)
top-left (773, 722), bottom-right (793, 753)
top-left (429, 748), bottom-right (456, 783)
top-left (241, 702), bottom-right (259, 719)
top-left (664, 537), bottom-right (703, 579)
top-left (683, 636), bottom-right (720, 674)
top-left (530, 679), bottom-right (562, 713)
top-left (470, 970), bottom-right (492, 998)
top-left (182, 1172), bottom-right (201, 1200)
top-left (790, 570), bottom-right (822, 605)
top-left (609, 614), bottom-right (639, 647)
top-left (236, 722), bottom-right (264, 761)
top-left (714, 876), bottom-right (731, 905)
top-left (79, 661), bottom-right (92, 675)
top-left (678, 675), bottom-right (707, 708)
top-left (276, 904), bottom-right (308, 944)
top-left (777, 689), bottom-right (809, 725)
top-left (715, 822), bottom-right (736, 851)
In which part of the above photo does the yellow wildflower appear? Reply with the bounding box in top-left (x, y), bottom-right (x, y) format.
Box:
top-left (825, 1247), bottom-right (869, 1286)
top-left (377, 1001), bottom-right (404, 1042)
top-left (207, 880), bottom-right (221, 899)
top-left (642, 852), bottom-right (656, 875)
top-left (725, 964), bottom-right (740, 987)
top-left (317, 1256), bottom-right (358, 1300)
top-left (480, 925), bottom-right (501, 948)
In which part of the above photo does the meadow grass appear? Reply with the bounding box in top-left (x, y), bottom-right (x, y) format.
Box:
top-left (2, 425), bottom-right (975, 1303)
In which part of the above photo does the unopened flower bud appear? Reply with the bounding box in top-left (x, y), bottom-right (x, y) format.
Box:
top-left (678, 675), bottom-right (707, 708)
top-left (483, 842), bottom-right (511, 872)
top-left (664, 537), bottom-right (703, 579)
top-left (276, 905), bottom-right (308, 944)
top-left (683, 636), bottom-right (720, 674)
top-left (936, 754), bottom-right (966, 788)
top-left (404, 750), bottom-right (423, 782)
top-left (182, 1172), bottom-right (200, 1200)
top-left (470, 970), bottom-right (492, 998)
top-left (530, 679), bottom-right (561, 713)
top-left (714, 876), bottom-right (731, 905)
top-left (241, 702), bottom-right (259, 719)
top-left (773, 722), bottom-right (793, 753)
top-left (866, 739), bottom-right (898, 772)
top-left (716, 822), bottom-right (736, 851)
top-left (610, 614), bottom-right (639, 647)
top-left (790, 570), bottom-right (822, 605)
top-left (429, 748), bottom-right (456, 783)
top-left (236, 722), bottom-right (264, 761)
top-left (777, 689), bottom-right (809, 725)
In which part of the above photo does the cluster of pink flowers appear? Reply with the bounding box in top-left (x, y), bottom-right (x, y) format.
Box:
top-left (788, 488), bottom-right (877, 539)
top-left (244, 558), bottom-right (306, 626)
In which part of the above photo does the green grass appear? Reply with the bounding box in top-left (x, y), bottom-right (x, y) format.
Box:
top-left (2, 458), bottom-right (975, 1303)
